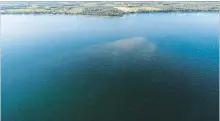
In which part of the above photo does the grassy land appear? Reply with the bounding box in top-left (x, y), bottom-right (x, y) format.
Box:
top-left (66, 8), bottom-right (83, 14)
top-left (0, 1), bottom-right (218, 16)
top-left (2, 8), bottom-right (50, 13)
top-left (114, 7), bottom-right (162, 12)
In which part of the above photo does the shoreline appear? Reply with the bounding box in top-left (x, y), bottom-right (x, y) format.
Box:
top-left (1, 1), bottom-right (218, 17)
top-left (1, 10), bottom-right (218, 17)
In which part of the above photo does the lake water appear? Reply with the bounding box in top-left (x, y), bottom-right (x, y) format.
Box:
top-left (1, 13), bottom-right (219, 121)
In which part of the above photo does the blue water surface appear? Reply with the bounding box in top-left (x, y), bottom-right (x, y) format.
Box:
top-left (1, 12), bottom-right (219, 121)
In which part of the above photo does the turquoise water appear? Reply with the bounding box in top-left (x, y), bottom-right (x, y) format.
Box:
top-left (1, 13), bottom-right (219, 121)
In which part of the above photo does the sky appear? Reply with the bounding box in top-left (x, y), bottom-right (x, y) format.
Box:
top-left (0, 0), bottom-right (218, 1)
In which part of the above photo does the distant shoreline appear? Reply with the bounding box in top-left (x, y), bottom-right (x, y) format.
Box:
top-left (1, 10), bottom-right (218, 17)
top-left (0, 1), bottom-right (218, 17)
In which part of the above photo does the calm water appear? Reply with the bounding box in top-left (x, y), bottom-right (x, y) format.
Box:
top-left (1, 13), bottom-right (219, 121)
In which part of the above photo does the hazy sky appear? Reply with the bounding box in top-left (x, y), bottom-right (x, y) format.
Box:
top-left (0, 0), bottom-right (218, 1)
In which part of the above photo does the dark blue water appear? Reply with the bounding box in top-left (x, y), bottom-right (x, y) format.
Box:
top-left (1, 13), bottom-right (219, 121)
